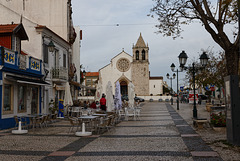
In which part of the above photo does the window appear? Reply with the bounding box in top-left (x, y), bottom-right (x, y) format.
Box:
top-left (136, 50), bottom-right (139, 60)
top-left (18, 85), bottom-right (27, 113)
top-left (11, 35), bottom-right (16, 51)
top-left (3, 84), bottom-right (13, 114)
top-left (142, 50), bottom-right (145, 60)
top-left (154, 85), bottom-right (155, 88)
top-left (63, 53), bottom-right (66, 67)
top-left (31, 87), bottom-right (39, 115)
top-left (54, 50), bottom-right (59, 68)
top-left (43, 43), bottom-right (48, 64)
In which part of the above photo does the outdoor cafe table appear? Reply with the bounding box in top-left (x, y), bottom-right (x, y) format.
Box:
top-left (78, 115), bottom-right (99, 132)
top-left (92, 113), bottom-right (108, 117)
top-left (18, 115), bottom-right (38, 130)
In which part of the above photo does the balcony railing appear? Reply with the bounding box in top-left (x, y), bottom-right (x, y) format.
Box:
top-left (51, 67), bottom-right (68, 81)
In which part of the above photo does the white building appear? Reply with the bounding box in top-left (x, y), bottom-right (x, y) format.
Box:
top-left (99, 34), bottom-right (163, 98)
top-left (0, 0), bottom-right (79, 111)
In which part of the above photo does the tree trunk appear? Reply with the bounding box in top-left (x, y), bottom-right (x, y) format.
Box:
top-left (225, 47), bottom-right (239, 75)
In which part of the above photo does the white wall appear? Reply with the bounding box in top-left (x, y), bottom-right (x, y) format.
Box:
top-left (139, 95), bottom-right (171, 101)
top-left (149, 79), bottom-right (163, 95)
top-left (0, 0), bottom-right (70, 60)
top-left (72, 26), bottom-right (81, 83)
top-left (0, 0), bottom-right (69, 40)
top-left (99, 51), bottom-right (132, 95)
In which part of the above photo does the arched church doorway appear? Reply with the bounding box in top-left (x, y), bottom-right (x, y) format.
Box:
top-left (120, 81), bottom-right (128, 96)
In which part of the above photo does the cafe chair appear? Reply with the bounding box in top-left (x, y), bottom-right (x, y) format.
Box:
top-left (14, 116), bottom-right (20, 129)
top-left (97, 117), bottom-right (110, 134)
top-left (39, 115), bottom-right (47, 128)
top-left (68, 118), bottom-right (79, 133)
top-left (14, 116), bottom-right (28, 130)
top-left (125, 108), bottom-right (135, 121)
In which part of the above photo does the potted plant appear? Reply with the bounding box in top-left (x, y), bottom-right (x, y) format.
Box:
top-left (210, 112), bottom-right (226, 131)
top-left (49, 99), bottom-right (58, 114)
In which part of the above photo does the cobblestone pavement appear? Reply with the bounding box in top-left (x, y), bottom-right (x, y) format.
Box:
top-left (0, 102), bottom-right (238, 161)
top-left (171, 101), bottom-right (240, 161)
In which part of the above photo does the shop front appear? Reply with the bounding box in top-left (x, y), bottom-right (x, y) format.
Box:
top-left (0, 47), bottom-right (48, 129)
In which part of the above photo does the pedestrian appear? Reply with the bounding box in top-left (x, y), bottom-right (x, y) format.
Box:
top-left (96, 101), bottom-right (100, 110)
top-left (90, 101), bottom-right (96, 109)
top-left (100, 94), bottom-right (107, 111)
top-left (83, 101), bottom-right (87, 109)
top-left (198, 96), bottom-right (202, 105)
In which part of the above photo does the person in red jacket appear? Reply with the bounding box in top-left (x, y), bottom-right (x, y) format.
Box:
top-left (100, 94), bottom-right (107, 111)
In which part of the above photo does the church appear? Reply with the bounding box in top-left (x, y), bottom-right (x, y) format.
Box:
top-left (98, 33), bottom-right (163, 97)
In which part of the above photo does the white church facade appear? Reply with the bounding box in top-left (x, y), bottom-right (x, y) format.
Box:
top-left (98, 34), bottom-right (163, 98)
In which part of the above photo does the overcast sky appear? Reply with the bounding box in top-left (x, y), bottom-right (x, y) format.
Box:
top-left (71, 0), bottom-right (224, 91)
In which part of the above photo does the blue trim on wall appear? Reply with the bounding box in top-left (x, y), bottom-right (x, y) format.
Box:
top-left (0, 46), bottom-right (4, 65)
top-left (0, 71), bottom-right (2, 120)
top-left (2, 67), bottom-right (44, 78)
top-left (0, 118), bottom-right (15, 130)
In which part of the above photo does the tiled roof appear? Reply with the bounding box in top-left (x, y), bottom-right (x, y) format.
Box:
top-left (21, 51), bottom-right (28, 55)
top-left (86, 72), bottom-right (99, 77)
top-left (149, 76), bottom-right (163, 80)
top-left (0, 24), bottom-right (18, 34)
top-left (0, 23), bottom-right (28, 40)
top-left (134, 33), bottom-right (147, 48)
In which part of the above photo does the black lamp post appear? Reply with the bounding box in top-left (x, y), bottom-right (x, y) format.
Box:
top-left (170, 63), bottom-right (183, 110)
top-left (178, 51), bottom-right (209, 118)
top-left (166, 73), bottom-right (176, 105)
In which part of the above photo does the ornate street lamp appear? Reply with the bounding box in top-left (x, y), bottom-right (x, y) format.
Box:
top-left (178, 50), bottom-right (209, 118)
top-left (170, 63), bottom-right (183, 110)
top-left (166, 73), bottom-right (176, 105)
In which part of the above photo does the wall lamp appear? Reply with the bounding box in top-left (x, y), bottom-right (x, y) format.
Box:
top-left (42, 35), bottom-right (55, 53)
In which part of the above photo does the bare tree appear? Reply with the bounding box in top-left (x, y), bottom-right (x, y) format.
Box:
top-left (149, 0), bottom-right (239, 75)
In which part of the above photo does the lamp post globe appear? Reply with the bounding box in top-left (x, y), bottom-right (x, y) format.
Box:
top-left (166, 73), bottom-right (170, 79)
top-left (170, 63), bottom-right (175, 71)
top-left (173, 73), bottom-right (176, 79)
top-left (48, 40), bottom-right (55, 53)
top-left (178, 51), bottom-right (188, 67)
top-left (199, 52), bottom-right (209, 67)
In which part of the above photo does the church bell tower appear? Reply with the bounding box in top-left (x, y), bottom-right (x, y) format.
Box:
top-left (131, 33), bottom-right (149, 96)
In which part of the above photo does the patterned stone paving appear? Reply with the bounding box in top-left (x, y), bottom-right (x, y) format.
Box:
top-left (0, 102), bottom-right (223, 161)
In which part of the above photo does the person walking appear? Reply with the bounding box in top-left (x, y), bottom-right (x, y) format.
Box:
top-left (100, 94), bottom-right (107, 111)
top-left (198, 96), bottom-right (202, 105)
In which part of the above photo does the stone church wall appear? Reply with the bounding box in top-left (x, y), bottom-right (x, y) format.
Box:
top-left (131, 62), bottom-right (149, 96)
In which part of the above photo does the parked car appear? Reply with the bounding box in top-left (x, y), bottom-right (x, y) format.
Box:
top-left (121, 95), bottom-right (129, 101)
top-left (198, 94), bottom-right (208, 100)
top-left (134, 97), bottom-right (145, 102)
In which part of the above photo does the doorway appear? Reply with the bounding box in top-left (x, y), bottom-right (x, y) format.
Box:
top-left (120, 81), bottom-right (128, 96)
top-left (31, 87), bottom-right (39, 114)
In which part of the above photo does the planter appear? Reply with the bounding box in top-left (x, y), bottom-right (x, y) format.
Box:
top-left (206, 104), bottom-right (213, 112)
top-left (212, 127), bottom-right (226, 132)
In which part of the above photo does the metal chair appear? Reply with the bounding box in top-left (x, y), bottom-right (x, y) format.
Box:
top-left (68, 118), bottom-right (79, 133)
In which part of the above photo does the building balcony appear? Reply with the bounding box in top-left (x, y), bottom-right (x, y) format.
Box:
top-left (51, 67), bottom-right (68, 82)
